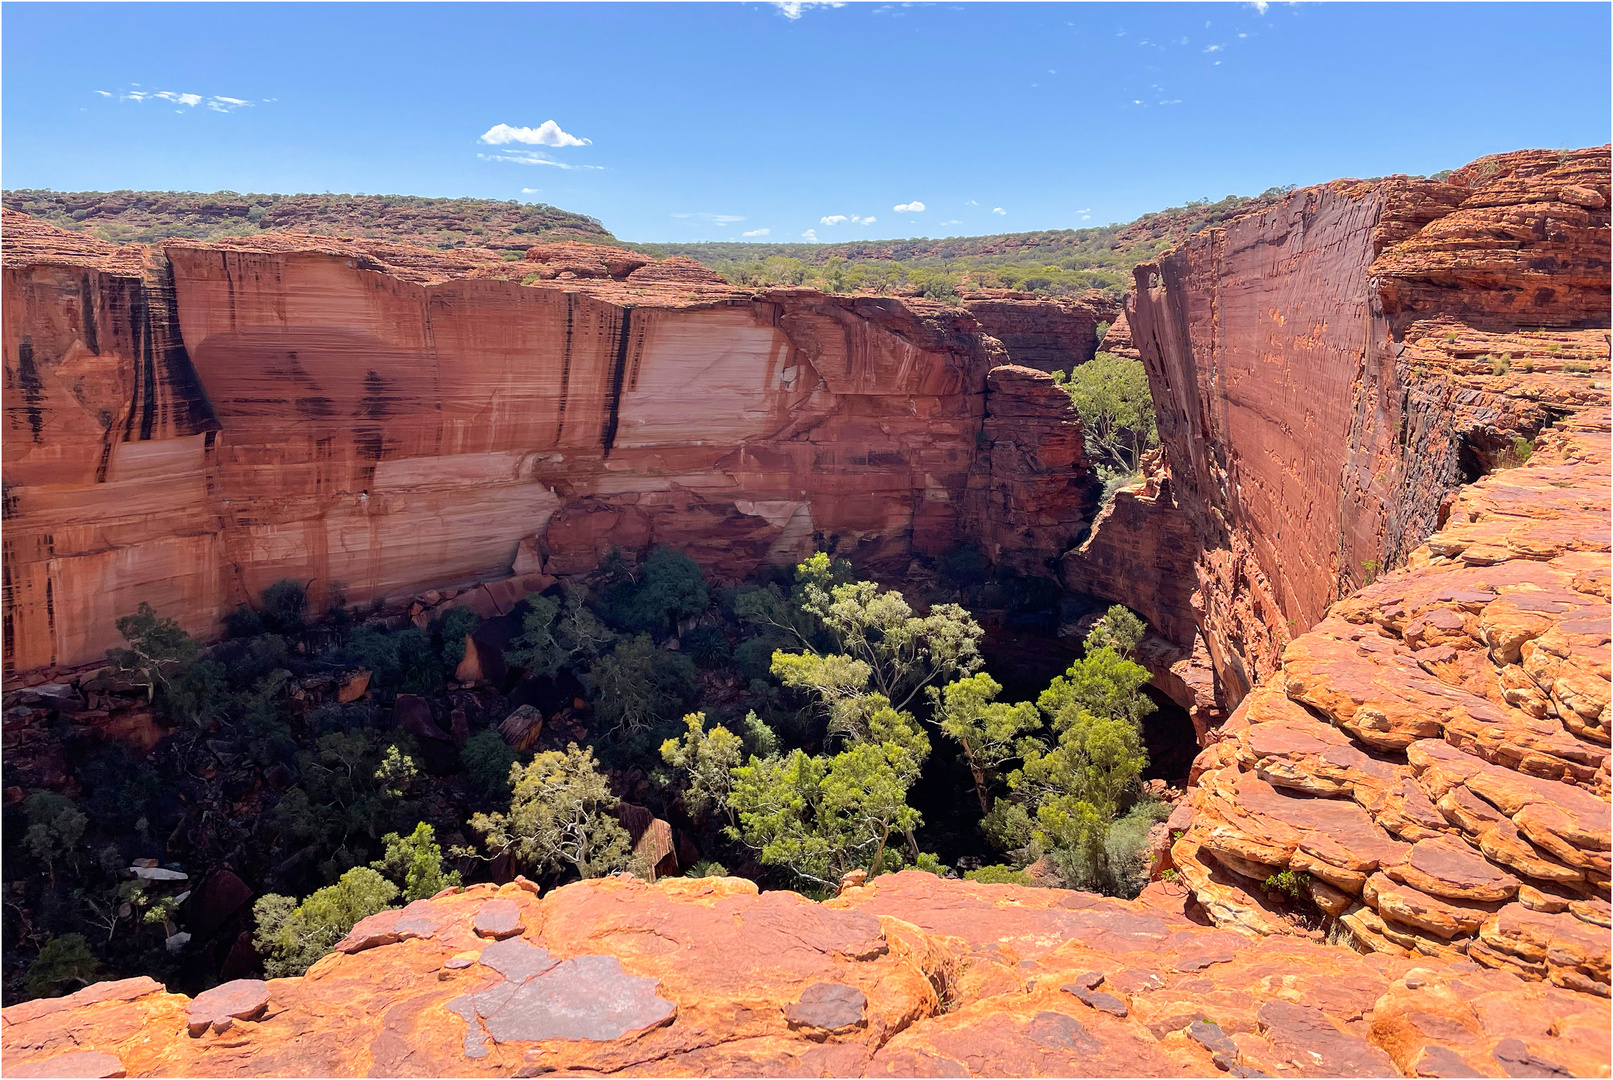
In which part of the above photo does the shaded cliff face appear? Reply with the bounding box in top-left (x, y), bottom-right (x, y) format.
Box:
top-left (1126, 147), bottom-right (1611, 704)
top-left (2, 212), bottom-right (1097, 676)
top-left (7, 872), bottom-right (1609, 1078)
top-left (961, 297), bottom-right (1102, 374)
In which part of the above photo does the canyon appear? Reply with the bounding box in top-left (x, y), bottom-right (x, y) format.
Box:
top-left (3, 145), bottom-right (1609, 1077)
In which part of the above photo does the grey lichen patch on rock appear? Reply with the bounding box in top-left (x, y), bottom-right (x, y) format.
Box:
top-left (783, 982), bottom-right (867, 1033)
top-left (451, 948), bottom-right (675, 1055)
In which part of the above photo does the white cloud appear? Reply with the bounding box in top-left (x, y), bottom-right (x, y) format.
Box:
top-left (742, 227), bottom-right (771, 237)
top-left (521, 187), bottom-right (542, 194)
top-left (771, 0), bottom-right (844, 18)
top-left (1248, 0), bottom-right (1268, 12)
top-left (965, 199), bottom-right (978, 206)
top-left (942, 219), bottom-right (962, 225)
top-left (801, 229), bottom-right (819, 240)
top-left (1238, 32), bottom-right (1248, 38)
top-left (477, 150), bottom-right (602, 170)
top-left (820, 214), bottom-right (848, 225)
top-left (991, 207), bottom-right (1006, 215)
top-left (894, 200), bottom-right (925, 213)
top-left (1203, 43), bottom-right (1224, 53)
top-left (480, 121), bottom-right (591, 148)
top-left (102, 87), bottom-right (256, 112)
top-left (852, 214), bottom-right (876, 225)
top-left (1076, 208), bottom-right (1090, 213)
top-left (1159, 99), bottom-right (1182, 105)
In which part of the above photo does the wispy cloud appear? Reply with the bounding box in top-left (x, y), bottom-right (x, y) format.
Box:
top-left (1203, 43), bottom-right (1224, 53)
top-left (480, 121), bottom-right (591, 148)
top-left (477, 150), bottom-right (602, 170)
top-left (673, 212), bottom-right (746, 224)
top-left (942, 219), bottom-right (962, 225)
top-left (771, 0), bottom-right (844, 17)
top-left (97, 86), bottom-right (257, 112)
top-left (894, 200), bottom-right (925, 213)
top-left (820, 214), bottom-right (848, 225)
top-left (991, 207), bottom-right (1006, 215)
top-left (742, 227), bottom-right (770, 237)
top-left (521, 187), bottom-right (542, 194)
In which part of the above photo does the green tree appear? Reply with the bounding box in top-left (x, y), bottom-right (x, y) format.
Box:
top-left (1058, 352), bottom-right (1158, 475)
top-left (584, 635), bottom-right (697, 735)
top-left (22, 791), bottom-right (87, 886)
top-left (463, 744), bottom-right (633, 880)
top-left (726, 701), bottom-right (930, 890)
top-left (660, 713), bottom-right (745, 823)
top-left (107, 602), bottom-right (200, 702)
top-left (274, 731), bottom-right (421, 879)
top-left (24, 934), bottom-right (100, 998)
top-left (507, 589), bottom-right (617, 680)
top-left (258, 579), bottom-right (309, 636)
top-left (600, 546), bottom-right (710, 636)
top-left (1007, 647), bottom-right (1153, 888)
top-left (934, 673), bottom-right (1042, 814)
top-left (372, 822), bottom-right (461, 901)
top-left (758, 555), bottom-right (984, 732)
top-left (253, 867), bottom-right (400, 977)
top-left (1086, 604), bottom-right (1146, 658)
top-left (437, 607), bottom-right (482, 671)
top-left (460, 730), bottom-right (517, 797)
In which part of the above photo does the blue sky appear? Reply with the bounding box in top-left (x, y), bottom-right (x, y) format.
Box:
top-left (3, 2), bottom-right (1608, 243)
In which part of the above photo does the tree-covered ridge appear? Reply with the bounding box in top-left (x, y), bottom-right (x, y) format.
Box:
top-left (0, 189), bottom-right (614, 249)
top-left (629, 188), bottom-right (1298, 300)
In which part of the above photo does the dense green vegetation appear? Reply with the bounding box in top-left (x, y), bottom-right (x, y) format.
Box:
top-left (3, 547), bottom-right (1167, 1003)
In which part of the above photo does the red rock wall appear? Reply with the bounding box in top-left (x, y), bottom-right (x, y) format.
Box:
top-left (3, 217), bottom-right (1100, 677)
top-left (1127, 147), bottom-right (1611, 707)
top-left (961, 297), bottom-right (1102, 374)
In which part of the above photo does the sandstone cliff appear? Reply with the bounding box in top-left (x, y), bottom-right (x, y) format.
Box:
top-left (1123, 146), bottom-right (1610, 702)
top-left (7, 872), bottom-right (1608, 1078)
top-left (2, 215), bottom-right (1099, 678)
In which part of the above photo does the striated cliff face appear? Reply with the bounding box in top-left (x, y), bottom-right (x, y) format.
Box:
top-left (3, 216), bottom-right (1100, 677)
top-left (1125, 146), bottom-right (1610, 704)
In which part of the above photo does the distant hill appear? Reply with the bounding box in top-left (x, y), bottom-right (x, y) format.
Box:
top-left (1, 185), bottom-right (1293, 301)
top-left (0, 190), bottom-right (615, 250)
top-left (627, 189), bottom-right (1296, 300)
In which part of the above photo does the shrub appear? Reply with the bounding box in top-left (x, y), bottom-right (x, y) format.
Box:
top-left (437, 607), bottom-right (481, 671)
top-left (963, 864), bottom-right (1034, 886)
top-left (258, 580), bottom-right (309, 636)
top-left (461, 730), bottom-right (517, 798)
top-left (584, 636), bottom-right (698, 735)
top-left (24, 934), bottom-right (100, 998)
top-left (1085, 605), bottom-right (1146, 658)
top-left (1265, 869), bottom-right (1311, 901)
top-left (683, 625), bottom-right (730, 667)
top-left (253, 867), bottom-right (400, 977)
top-left (22, 791), bottom-right (87, 884)
top-left (372, 822), bottom-right (461, 901)
top-left (599, 547), bottom-right (710, 636)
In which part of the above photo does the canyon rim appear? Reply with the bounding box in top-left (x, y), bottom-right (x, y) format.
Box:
top-left (3, 128), bottom-right (1610, 1080)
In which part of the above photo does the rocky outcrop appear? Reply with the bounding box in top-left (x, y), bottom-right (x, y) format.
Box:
top-left (1128, 146), bottom-right (1610, 707)
top-left (966, 365), bottom-right (1100, 574)
top-left (2, 213), bottom-right (1099, 678)
top-left (962, 297), bottom-right (1104, 374)
top-left (7, 872), bottom-right (1609, 1078)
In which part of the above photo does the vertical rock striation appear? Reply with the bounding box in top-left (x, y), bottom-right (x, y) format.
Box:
top-left (2, 213), bottom-right (1102, 677)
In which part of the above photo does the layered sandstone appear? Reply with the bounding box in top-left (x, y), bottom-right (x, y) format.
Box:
top-left (2, 212), bottom-right (1098, 677)
top-left (1176, 396), bottom-right (1610, 988)
top-left (1125, 146), bottom-right (1610, 704)
top-left (961, 298), bottom-right (1103, 374)
top-left (7, 871), bottom-right (1609, 1078)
